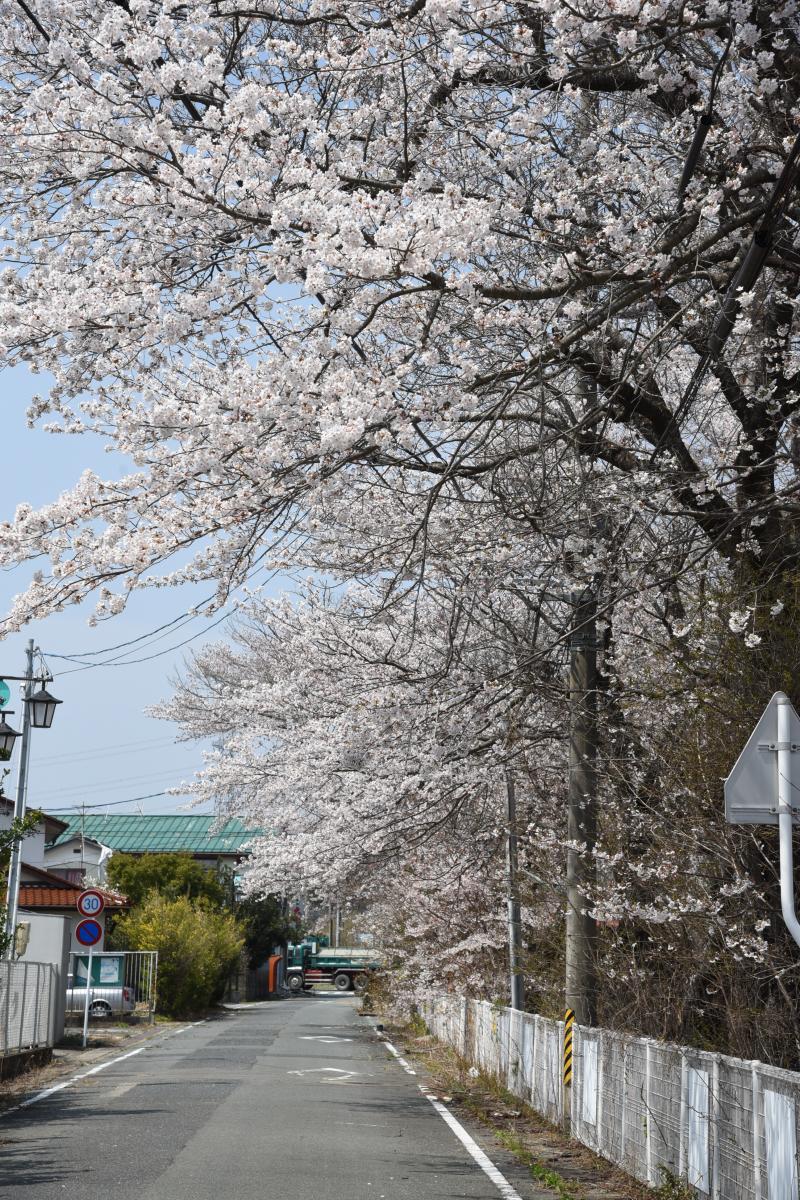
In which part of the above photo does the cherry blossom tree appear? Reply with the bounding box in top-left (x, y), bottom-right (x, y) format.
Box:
top-left (0, 1), bottom-right (796, 627)
top-left (0, 1), bottom-right (799, 1053)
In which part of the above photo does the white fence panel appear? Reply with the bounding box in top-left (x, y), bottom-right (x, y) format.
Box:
top-left (0, 960), bottom-right (56, 1056)
top-left (420, 995), bottom-right (800, 1200)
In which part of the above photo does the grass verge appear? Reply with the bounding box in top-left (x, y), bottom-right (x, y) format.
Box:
top-left (385, 1020), bottom-right (655, 1200)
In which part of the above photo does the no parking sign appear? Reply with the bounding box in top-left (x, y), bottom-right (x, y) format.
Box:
top-left (75, 918), bottom-right (103, 947)
top-left (75, 890), bottom-right (106, 1045)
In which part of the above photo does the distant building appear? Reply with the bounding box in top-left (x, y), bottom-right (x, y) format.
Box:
top-left (0, 798), bottom-right (127, 951)
top-left (1, 798), bottom-right (70, 870)
top-left (43, 834), bottom-right (110, 886)
top-left (45, 812), bottom-right (258, 873)
top-left (18, 861), bottom-right (128, 952)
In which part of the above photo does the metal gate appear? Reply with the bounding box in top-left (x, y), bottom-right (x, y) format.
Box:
top-left (68, 950), bottom-right (158, 1023)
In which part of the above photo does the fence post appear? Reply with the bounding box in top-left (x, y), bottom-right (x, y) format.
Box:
top-left (620, 1039), bottom-right (628, 1167)
top-left (596, 1029), bottom-right (604, 1155)
top-left (751, 1062), bottom-right (762, 1200)
top-left (532, 1014), bottom-right (540, 1111)
top-left (570, 1024), bottom-right (578, 1136)
top-left (711, 1055), bottom-right (721, 1200)
top-left (2, 962), bottom-right (10, 1053)
top-left (33, 964), bottom-right (41, 1046)
top-left (679, 1052), bottom-right (688, 1180)
top-left (646, 1040), bottom-right (654, 1186)
top-left (18, 962), bottom-right (28, 1050)
top-left (49, 964), bottom-right (56, 1046)
top-left (151, 951), bottom-right (158, 1021)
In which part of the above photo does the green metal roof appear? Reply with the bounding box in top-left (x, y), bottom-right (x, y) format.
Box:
top-left (46, 813), bottom-right (258, 857)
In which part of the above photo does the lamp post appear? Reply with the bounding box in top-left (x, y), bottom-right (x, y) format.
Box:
top-left (2, 638), bottom-right (62, 954)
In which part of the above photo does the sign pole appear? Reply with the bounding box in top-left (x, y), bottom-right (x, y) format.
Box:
top-left (75, 892), bottom-right (104, 1051)
top-left (776, 695), bottom-right (800, 950)
top-left (725, 691), bottom-right (800, 951)
top-left (82, 943), bottom-right (93, 1049)
top-left (3, 640), bottom-right (34, 954)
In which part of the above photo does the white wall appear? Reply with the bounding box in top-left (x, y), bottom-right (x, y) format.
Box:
top-left (43, 839), bottom-right (109, 885)
top-left (0, 808), bottom-right (46, 867)
top-left (17, 909), bottom-right (71, 1041)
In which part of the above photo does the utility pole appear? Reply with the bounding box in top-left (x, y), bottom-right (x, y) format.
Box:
top-left (565, 591), bottom-right (598, 1026)
top-left (506, 767), bottom-right (524, 1009)
top-left (4, 639), bottom-right (35, 953)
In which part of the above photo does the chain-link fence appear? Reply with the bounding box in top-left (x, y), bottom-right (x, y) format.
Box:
top-left (420, 996), bottom-right (800, 1200)
top-left (0, 960), bottom-right (57, 1056)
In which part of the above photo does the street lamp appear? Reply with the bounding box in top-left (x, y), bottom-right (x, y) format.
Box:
top-left (0, 713), bottom-right (21, 757)
top-left (26, 687), bottom-right (62, 730)
top-left (2, 639), bottom-right (63, 954)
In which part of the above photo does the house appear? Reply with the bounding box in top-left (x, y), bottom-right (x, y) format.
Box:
top-left (45, 813), bottom-right (258, 873)
top-left (1, 799), bottom-right (127, 951)
top-left (0, 798), bottom-right (70, 870)
top-left (18, 861), bottom-right (128, 952)
top-left (42, 834), bottom-right (110, 886)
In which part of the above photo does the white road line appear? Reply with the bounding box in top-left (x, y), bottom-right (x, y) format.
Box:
top-left (378, 1036), bottom-right (417, 1075)
top-left (419, 1085), bottom-right (526, 1200)
top-left (0, 1018), bottom-right (208, 1121)
top-left (378, 1034), bottom-right (524, 1200)
top-left (1, 1046), bottom-right (146, 1118)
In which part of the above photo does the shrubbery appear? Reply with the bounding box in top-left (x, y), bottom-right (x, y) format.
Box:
top-left (106, 851), bottom-right (229, 909)
top-left (114, 893), bottom-right (244, 1017)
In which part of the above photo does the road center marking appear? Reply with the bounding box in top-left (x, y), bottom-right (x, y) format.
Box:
top-left (298, 1035), bottom-right (353, 1043)
top-left (287, 1066), bottom-right (359, 1083)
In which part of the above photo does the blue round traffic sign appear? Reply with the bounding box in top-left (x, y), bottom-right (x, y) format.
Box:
top-left (75, 918), bottom-right (102, 947)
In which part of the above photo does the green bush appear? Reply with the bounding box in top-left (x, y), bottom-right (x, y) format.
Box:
top-left (114, 893), bottom-right (244, 1016)
top-left (106, 852), bottom-right (229, 909)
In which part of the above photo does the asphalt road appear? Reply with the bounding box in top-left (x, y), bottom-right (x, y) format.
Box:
top-left (1, 993), bottom-right (543, 1199)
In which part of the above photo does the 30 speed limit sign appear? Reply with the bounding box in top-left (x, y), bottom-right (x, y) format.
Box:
top-left (76, 889), bottom-right (105, 918)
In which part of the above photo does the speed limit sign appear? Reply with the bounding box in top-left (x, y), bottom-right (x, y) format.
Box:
top-left (76, 889), bottom-right (105, 918)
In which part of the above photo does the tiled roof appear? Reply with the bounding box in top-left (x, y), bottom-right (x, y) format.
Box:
top-left (18, 864), bottom-right (129, 910)
top-left (20, 884), bottom-right (85, 908)
top-left (46, 813), bottom-right (258, 856)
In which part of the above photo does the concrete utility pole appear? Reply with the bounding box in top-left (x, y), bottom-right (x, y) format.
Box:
top-left (565, 591), bottom-right (598, 1026)
top-left (4, 639), bottom-right (34, 953)
top-left (505, 767), bottom-right (524, 1010)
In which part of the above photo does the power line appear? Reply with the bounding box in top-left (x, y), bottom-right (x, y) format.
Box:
top-left (47, 605), bottom-right (235, 675)
top-left (44, 595), bottom-right (217, 660)
top-left (44, 792), bottom-right (172, 811)
top-left (36, 773), bottom-right (194, 803)
top-left (42, 564), bottom-right (293, 677)
top-left (33, 734), bottom-right (186, 767)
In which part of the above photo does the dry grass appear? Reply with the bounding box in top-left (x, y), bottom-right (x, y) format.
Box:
top-left (387, 1021), bottom-right (659, 1200)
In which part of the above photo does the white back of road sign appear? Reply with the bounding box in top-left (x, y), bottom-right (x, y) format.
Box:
top-left (724, 692), bottom-right (800, 825)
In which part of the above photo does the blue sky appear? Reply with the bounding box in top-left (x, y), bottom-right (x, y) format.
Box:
top-left (0, 364), bottom-right (281, 821)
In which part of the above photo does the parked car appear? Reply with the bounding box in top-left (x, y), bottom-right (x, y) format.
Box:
top-left (65, 975), bottom-right (135, 1018)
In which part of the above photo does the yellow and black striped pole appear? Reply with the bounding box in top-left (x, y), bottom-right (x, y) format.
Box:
top-left (563, 1008), bottom-right (574, 1087)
